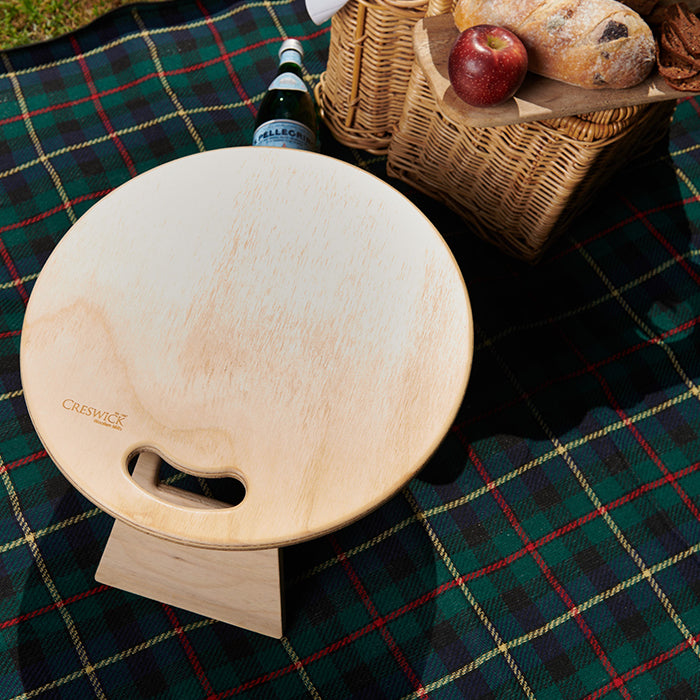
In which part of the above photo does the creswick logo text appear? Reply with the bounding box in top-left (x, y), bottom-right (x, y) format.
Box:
top-left (61, 398), bottom-right (127, 431)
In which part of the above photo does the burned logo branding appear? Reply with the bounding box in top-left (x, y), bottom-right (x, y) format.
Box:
top-left (62, 399), bottom-right (127, 431)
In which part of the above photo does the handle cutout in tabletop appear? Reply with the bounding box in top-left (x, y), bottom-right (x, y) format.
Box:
top-left (127, 450), bottom-right (246, 509)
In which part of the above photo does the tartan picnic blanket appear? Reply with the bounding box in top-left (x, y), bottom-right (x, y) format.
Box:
top-left (1, 0), bottom-right (700, 697)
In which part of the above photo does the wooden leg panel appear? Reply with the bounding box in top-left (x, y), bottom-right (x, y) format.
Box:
top-left (96, 519), bottom-right (284, 638)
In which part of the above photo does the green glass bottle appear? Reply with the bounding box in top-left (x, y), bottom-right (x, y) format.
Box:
top-left (252, 39), bottom-right (318, 151)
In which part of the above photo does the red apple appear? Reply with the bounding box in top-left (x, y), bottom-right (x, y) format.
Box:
top-left (448, 25), bottom-right (528, 107)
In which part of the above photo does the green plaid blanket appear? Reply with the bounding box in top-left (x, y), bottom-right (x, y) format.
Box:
top-left (1, 0), bottom-right (700, 697)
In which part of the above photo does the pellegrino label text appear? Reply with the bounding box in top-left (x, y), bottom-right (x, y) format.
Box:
top-left (62, 399), bottom-right (127, 431)
top-left (252, 119), bottom-right (315, 149)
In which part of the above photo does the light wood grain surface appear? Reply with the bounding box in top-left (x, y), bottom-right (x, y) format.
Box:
top-left (416, 14), bottom-right (698, 128)
top-left (20, 147), bottom-right (473, 550)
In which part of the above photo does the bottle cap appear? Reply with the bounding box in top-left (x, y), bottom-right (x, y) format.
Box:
top-left (279, 39), bottom-right (304, 60)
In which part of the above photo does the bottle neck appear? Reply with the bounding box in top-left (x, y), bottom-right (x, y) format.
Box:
top-left (277, 49), bottom-right (303, 75)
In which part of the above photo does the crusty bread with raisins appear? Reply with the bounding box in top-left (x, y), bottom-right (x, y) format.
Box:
top-left (453, 0), bottom-right (656, 88)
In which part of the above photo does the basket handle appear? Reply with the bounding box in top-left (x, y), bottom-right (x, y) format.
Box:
top-left (425, 0), bottom-right (454, 17)
top-left (372, 0), bottom-right (431, 7)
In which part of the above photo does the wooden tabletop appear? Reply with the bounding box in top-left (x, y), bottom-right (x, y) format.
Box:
top-left (20, 147), bottom-right (473, 550)
top-left (416, 14), bottom-right (697, 128)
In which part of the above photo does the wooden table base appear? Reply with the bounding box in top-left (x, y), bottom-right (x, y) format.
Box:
top-left (96, 521), bottom-right (284, 638)
top-left (95, 451), bottom-right (284, 637)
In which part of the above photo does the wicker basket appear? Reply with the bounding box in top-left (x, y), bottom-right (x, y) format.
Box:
top-left (315, 0), bottom-right (430, 154)
top-left (385, 0), bottom-right (676, 261)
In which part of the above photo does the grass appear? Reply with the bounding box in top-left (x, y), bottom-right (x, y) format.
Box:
top-left (0, 0), bottom-right (149, 49)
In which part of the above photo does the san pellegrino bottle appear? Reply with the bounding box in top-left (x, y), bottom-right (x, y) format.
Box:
top-left (252, 39), bottom-right (318, 151)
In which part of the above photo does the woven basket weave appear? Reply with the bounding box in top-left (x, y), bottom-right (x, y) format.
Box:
top-left (387, 64), bottom-right (675, 261)
top-left (317, 0), bottom-right (675, 260)
top-left (315, 0), bottom-right (429, 154)
top-left (385, 0), bottom-right (676, 261)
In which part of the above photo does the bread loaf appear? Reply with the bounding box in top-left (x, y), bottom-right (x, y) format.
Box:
top-left (453, 0), bottom-right (656, 89)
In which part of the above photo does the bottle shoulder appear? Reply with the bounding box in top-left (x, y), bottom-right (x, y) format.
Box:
top-left (268, 71), bottom-right (308, 93)
top-left (254, 93), bottom-right (316, 133)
